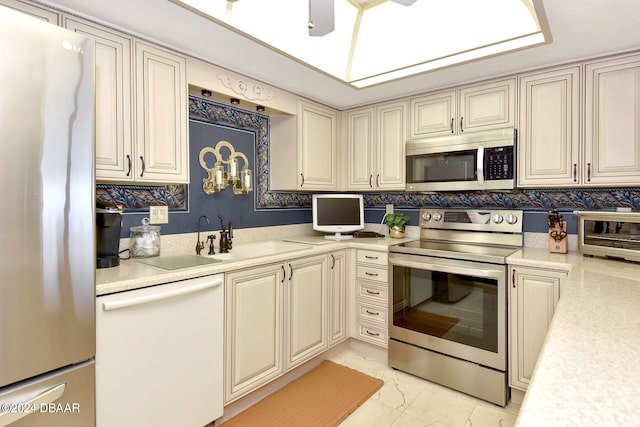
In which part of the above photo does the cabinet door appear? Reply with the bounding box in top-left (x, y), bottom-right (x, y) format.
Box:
top-left (65, 18), bottom-right (134, 182)
top-left (225, 264), bottom-right (284, 404)
top-left (328, 250), bottom-right (347, 346)
top-left (518, 67), bottom-right (581, 187)
top-left (346, 107), bottom-right (375, 190)
top-left (459, 79), bottom-right (516, 133)
top-left (509, 267), bottom-right (566, 391)
top-left (298, 100), bottom-right (337, 189)
top-left (284, 254), bottom-right (328, 370)
top-left (410, 90), bottom-right (456, 138)
top-left (376, 100), bottom-right (407, 190)
top-left (0, 0), bottom-right (60, 24)
top-left (585, 54), bottom-right (640, 186)
top-left (135, 41), bottom-right (188, 183)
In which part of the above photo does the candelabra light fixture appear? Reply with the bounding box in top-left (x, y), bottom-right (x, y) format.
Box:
top-left (199, 140), bottom-right (253, 195)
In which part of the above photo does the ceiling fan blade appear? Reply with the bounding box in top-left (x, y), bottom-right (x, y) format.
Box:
top-left (390, 0), bottom-right (418, 5)
top-left (309, 0), bottom-right (334, 37)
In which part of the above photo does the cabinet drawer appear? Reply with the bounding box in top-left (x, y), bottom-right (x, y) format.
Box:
top-left (356, 302), bottom-right (387, 325)
top-left (356, 250), bottom-right (388, 266)
top-left (356, 265), bottom-right (387, 283)
top-left (356, 281), bottom-right (388, 304)
top-left (356, 321), bottom-right (388, 347)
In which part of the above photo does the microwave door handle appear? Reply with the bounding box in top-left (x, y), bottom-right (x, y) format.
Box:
top-left (476, 146), bottom-right (485, 185)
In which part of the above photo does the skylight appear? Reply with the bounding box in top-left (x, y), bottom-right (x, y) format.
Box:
top-left (173, 0), bottom-right (549, 88)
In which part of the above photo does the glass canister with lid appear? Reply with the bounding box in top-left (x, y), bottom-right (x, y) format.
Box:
top-left (130, 217), bottom-right (161, 258)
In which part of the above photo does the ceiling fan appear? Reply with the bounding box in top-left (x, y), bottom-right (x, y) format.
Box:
top-left (308, 0), bottom-right (418, 36)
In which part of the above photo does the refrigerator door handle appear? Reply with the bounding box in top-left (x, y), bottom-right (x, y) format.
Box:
top-left (0, 383), bottom-right (66, 425)
top-left (101, 277), bottom-right (223, 311)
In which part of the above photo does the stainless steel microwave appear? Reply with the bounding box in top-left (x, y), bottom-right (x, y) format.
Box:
top-left (406, 128), bottom-right (516, 192)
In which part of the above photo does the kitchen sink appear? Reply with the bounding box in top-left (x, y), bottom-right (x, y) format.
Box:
top-left (206, 240), bottom-right (311, 261)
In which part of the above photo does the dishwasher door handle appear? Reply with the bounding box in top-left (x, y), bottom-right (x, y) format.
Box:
top-left (102, 277), bottom-right (223, 311)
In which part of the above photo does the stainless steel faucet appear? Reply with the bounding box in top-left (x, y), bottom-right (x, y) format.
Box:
top-left (196, 215), bottom-right (209, 255)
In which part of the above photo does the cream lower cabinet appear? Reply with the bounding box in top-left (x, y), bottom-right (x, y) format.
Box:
top-left (345, 100), bottom-right (407, 191)
top-left (517, 66), bottom-right (581, 187)
top-left (509, 266), bottom-right (567, 391)
top-left (353, 249), bottom-right (389, 347)
top-left (584, 53), bottom-right (640, 186)
top-left (225, 253), bottom-right (342, 404)
top-left (410, 78), bottom-right (516, 139)
top-left (329, 250), bottom-right (347, 346)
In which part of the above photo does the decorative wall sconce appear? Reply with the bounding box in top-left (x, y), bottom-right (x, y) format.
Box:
top-left (199, 141), bottom-right (253, 195)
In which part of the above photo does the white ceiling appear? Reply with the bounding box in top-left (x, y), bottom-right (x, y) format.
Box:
top-left (42, 0), bottom-right (640, 110)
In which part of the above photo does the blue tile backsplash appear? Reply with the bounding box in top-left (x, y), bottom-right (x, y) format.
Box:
top-left (97, 96), bottom-right (640, 237)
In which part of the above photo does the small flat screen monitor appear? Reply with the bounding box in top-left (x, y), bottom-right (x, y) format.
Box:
top-left (312, 194), bottom-right (364, 240)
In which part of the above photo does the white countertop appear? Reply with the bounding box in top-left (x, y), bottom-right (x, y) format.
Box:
top-left (508, 248), bottom-right (640, 426)
top-left (96, 235), bottom-right (413, 296)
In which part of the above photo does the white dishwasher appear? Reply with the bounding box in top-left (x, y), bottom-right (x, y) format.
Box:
top-left (96, 274), bottom-right (224, 427)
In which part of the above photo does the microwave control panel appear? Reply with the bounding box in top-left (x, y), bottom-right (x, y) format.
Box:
top-left (484, 146), bottom-right (513, 180)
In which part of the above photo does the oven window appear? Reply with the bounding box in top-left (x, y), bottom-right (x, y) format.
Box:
top-left (392, 265), bottom-right (498, 353)
top-left (583, 219), bottom-right (640, 250)
top-left (406, 149), bottom-right (476, 183)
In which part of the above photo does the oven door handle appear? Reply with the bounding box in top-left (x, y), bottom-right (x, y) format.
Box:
top-left (390, 257), bottom-right (504, 279)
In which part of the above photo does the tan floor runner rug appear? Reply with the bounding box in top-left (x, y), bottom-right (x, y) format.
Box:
top-left (223, 360), bottom-right (383, 426)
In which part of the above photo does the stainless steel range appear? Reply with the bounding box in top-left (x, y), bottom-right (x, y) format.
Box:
top-left (388, 208), bottom-right (523, 406)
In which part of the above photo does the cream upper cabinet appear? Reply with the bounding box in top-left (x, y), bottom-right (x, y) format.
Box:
top-left (509, 266), bottom-right (567, 391)
top-left (410, 79), bottom-right (516, 139)
top-left (297, 100), bottom-right (338, 190)
top-left (0, 0), bottom-right (60, 24)
top-left (518, 66), bottom-right (581, 187)
top-left (270, 99), bottom-right (338, 191)
top-left (284, 254), bottom-right (328, 370)
top-left (134, 41), bottom-right (188, 183)
top-left (64, 17), bottom-right (188, 183)
top-left (345, 100), bottom-right (406, 191)
top-left (224, 263), bottom-right (284, 404)
top-left (328, 250), bottom-right (347, 346)
top-left (584, 53), bottom-right (640, 186)
top-left (64, 18), bottom-right (134, 181)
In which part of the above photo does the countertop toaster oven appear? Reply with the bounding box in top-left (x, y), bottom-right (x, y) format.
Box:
top-left (575, 210), bottom-right (640, 262)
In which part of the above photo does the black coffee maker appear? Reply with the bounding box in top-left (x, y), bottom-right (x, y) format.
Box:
top-left (96, 200), bottom-right (123, 268)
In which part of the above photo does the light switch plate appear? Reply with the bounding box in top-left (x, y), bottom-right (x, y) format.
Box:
top-left (386, 204), bottom-right (394, 215)
top-left (149, 206), bottom-right (169, 224)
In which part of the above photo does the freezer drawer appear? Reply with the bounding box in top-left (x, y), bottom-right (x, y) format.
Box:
top-left (0, 360), bottom-right (95, 427)
top-left (96, 274), bottom-right (224, 426)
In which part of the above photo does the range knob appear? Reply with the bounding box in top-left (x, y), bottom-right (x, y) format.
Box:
top-left (421, 212), bottom-right (432, 221)
top-left (432, 212), bottom-right (443, 221)
top-left (506, 214), bottom-right (519, 225)
top-left (492, 213), bottom-right (504, 224)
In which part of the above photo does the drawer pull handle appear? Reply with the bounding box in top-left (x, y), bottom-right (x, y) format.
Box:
top-left (365, 290), bottom-right (380, 295)
top-left (365, 255), bottom-right (379, 260)
top-left (365, 272), bottom-right (379, 277)
top-left (366, 310), bottom-right (379, 315)
top-left (365, 330), bottom-right (380, 337)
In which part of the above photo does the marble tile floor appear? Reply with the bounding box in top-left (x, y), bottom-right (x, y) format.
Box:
top-left (331, 350), bottom-right (520, 427)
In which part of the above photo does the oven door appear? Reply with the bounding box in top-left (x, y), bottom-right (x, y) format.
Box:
top-left (389, 252), bottom-right (507, 370)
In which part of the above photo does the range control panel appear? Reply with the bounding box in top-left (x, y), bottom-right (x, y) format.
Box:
top-left (419, 209), bottom-right (523, 233)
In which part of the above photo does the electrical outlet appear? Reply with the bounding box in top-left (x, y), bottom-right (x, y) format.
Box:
top-left (149, 206), bottom-right (169, 224)
top-left (386, 204), bottom-right (394, 215)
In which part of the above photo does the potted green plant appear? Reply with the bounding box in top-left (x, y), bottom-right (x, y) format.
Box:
top-left (384, 213), bottom-right (410, 238)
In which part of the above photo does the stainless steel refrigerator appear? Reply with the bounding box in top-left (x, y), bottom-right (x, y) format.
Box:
top-left (0, 5), bottom-right (95, 427)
